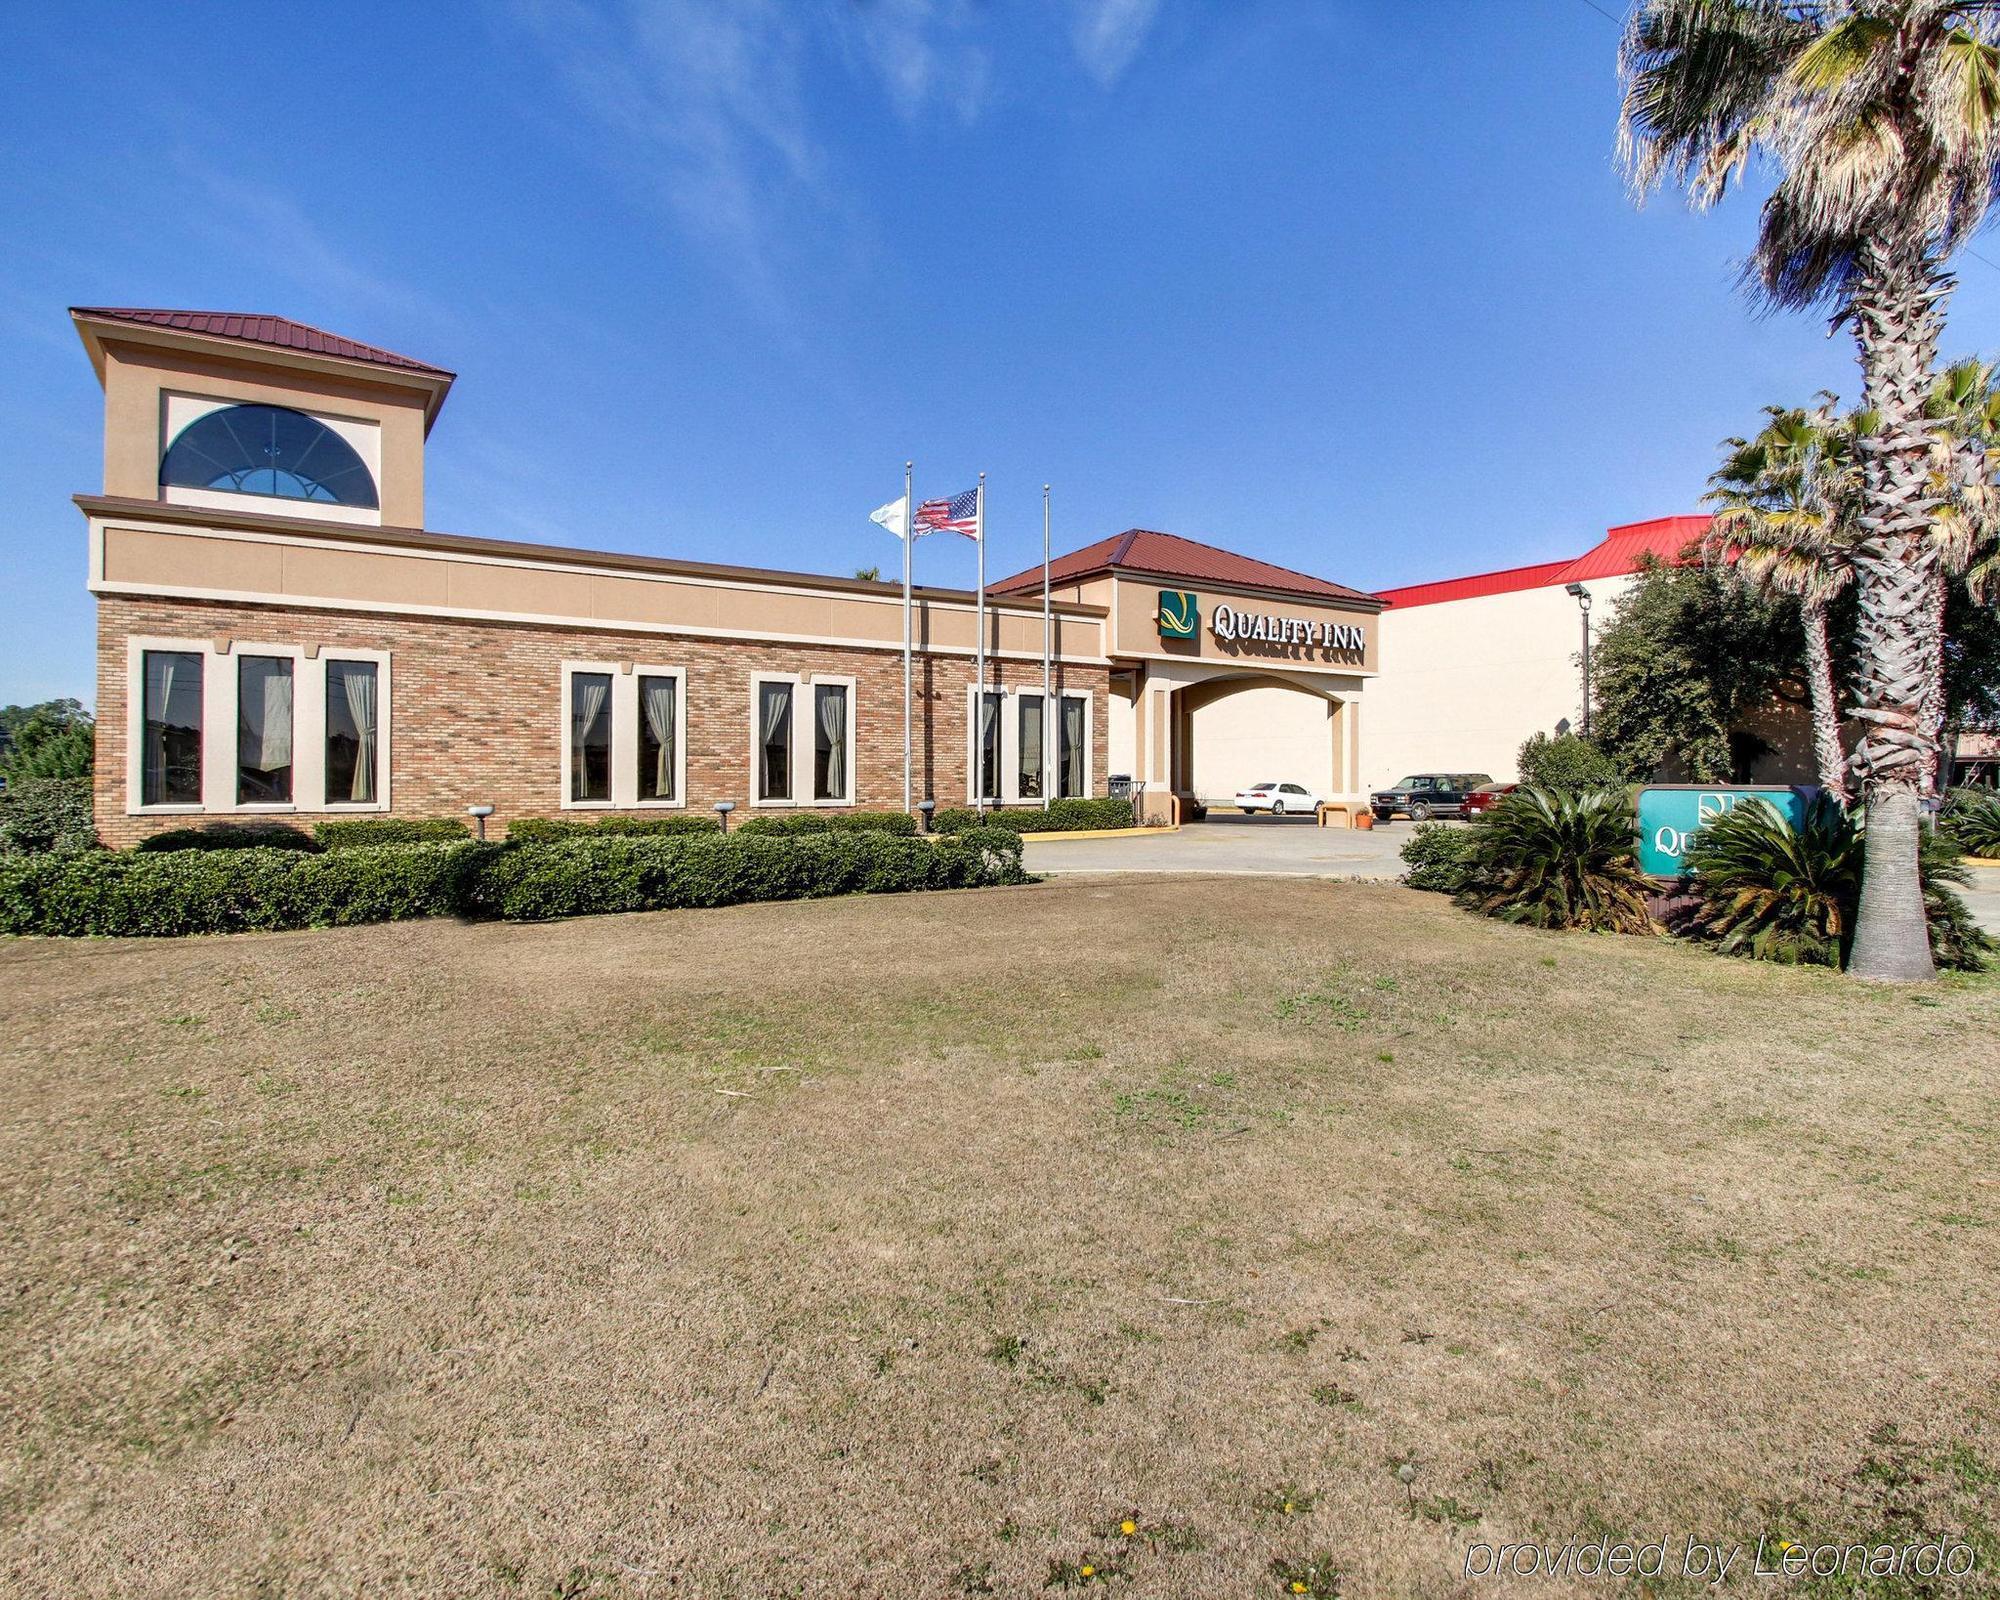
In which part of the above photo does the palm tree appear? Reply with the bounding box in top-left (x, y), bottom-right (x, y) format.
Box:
top-left (1704, 400), bottom-right (1861, 803)
top-left (1922, 357), bottom-right (2000, 781)
top-left (1620, 0), bottom-right (2000, 982)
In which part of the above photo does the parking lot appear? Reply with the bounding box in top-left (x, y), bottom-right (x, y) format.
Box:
top-left (1024, 813), bottom-right (2000, 933)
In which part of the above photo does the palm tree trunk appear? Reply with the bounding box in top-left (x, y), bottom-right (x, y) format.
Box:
top-left (1800, 597), bottom-right (1849, 806)
top-left (1846, 240), bottom-right (1947, 982)
top-left (1919, 567), bottom-right (1948, 794)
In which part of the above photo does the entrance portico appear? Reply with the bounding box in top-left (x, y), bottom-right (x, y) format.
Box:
top-left (991, 528), bottom-right (1382, 825)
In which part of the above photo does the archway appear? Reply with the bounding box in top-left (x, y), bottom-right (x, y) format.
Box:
top-left (1172, 672), bottom-right (1344, 812)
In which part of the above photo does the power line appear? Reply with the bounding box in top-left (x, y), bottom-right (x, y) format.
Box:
top-left (1576, 0), bottom-right (1622, 22)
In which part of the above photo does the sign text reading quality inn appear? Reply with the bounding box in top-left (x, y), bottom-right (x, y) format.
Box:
top-left (1156, 591), bottom-right (1365, 657)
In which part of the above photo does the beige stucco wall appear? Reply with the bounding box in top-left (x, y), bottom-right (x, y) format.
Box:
top-left (1107, 575), bottom-right (1377, 672)
top-left (100, 339), bottom-right (431, 526)
top-left (93, 520), bottom-right (1105, 664)
top-left (1179, 678), bottom-right (1340, 801)
top-left (1366, 578), bottom-right (1630, 788)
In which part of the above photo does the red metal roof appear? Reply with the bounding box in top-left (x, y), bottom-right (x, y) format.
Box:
top-left (990, 528), bottom-right (1377, 605)
top-left (1375, 515), bottom-right (1712, 608)
top-left (72, 307), bottom-right (454, 378)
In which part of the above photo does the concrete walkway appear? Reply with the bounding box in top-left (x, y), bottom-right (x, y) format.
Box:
top-left (1023, 814), bottom-right (2000, 934)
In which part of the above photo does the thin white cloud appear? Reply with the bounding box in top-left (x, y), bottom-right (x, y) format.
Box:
top-left (1069, 0), bottom-right (1163, 86)
top-left (181, 165), bottom-right (438, 322)
top-left (848, 0), bottom-right (992, 123)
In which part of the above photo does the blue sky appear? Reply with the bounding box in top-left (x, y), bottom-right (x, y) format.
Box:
top-left (5, 0), bottom-right (1998, 706)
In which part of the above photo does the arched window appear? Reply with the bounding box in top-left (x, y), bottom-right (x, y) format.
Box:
top-left (161, 403), bottom-right (378, 509)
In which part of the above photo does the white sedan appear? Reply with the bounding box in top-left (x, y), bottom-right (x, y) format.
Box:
top-left (1233, 781), bottom-right (1324, 816)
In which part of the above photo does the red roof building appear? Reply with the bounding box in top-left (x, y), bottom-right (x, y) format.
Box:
top-left (70, 307), bottom-right (454, 377)
top-left (990, 527), bottom-right (1378, 606)
top-left (1374, 516), bottom-right (1711, 609)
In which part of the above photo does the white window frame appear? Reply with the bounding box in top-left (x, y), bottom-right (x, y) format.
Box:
top-left (749, 672), bottom-right (857, 808)
top-left (123, 637), bottom-right (393, 817)
top-left (966, 685), bottom-right (1094, 805)
top-left (560, 660), bottom-right (688, 810)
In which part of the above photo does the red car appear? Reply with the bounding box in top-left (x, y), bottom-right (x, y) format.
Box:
top-left (1460, 783), bottom-right (1517, 817)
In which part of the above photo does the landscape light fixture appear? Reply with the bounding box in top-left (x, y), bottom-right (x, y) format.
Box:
top-left (466, 804), bottom-right (494, 842)
top-left (1565, 583), bottom-right (1594, 736)
top-left (714, 799), bottom-right (735, 833)
top-left (917, 799), bottom-right (936, 834)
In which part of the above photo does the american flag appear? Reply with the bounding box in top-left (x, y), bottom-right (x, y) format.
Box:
top-left (914, 488), bottom-right (979, 539)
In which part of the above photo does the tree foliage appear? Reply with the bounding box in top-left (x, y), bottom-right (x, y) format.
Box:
top-left (1590, 564), bottom-right (1805, 784)
top-left (0, 699), bottom-right (95, 783)
top-left (1517, 732), bottom-right (1624, 795)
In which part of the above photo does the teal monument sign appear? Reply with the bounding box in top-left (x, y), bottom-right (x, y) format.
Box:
top-left (1634, 785), bottom-right (1813, 878)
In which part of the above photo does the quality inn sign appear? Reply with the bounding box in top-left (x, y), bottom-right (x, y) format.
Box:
top-left (1211, 603), bottom-right (1364, 653)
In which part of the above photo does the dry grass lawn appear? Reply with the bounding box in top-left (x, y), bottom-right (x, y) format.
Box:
top-left (3, 877), bottom-right (1999, 1599)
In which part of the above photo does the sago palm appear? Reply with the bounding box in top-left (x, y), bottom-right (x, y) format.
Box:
top-left (1704, 401), bottom-right (1861, 802)
top-left (1621, 0), bottom-right (2000, 981)
top-left (1463, 788), bottom-right (1657, 934)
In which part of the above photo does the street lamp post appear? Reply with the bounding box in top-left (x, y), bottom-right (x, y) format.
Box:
top-left (1564, 582), bottom-right (1594, 738)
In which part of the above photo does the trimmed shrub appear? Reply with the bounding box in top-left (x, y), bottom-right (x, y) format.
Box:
top-left (1399, 822), bottom-right (1479, 894)
top-left (1516, 731), bottom-right (1624, 795)
top-left (0, 831), bottom-right (1026, 937)
top-left (1684, 796), bottom-right (1991, 970)
top-left (458, 829), bottom-right (1025, 922)
top-left (932, 797), bottom-right (1135, 834)
top-left (137, 822), bottom-right (318, 853)
top-left (1941, 787), bottom-right (2000, 857)
top-left (506, 814), bottom-right (720, 842)
top-left (0, 777), bottom-right (98, 856)
top-left (0, 842), bottom-right (481, 938)
top-left (734, 809), bottom-right (918, 837)
top-left (313, 816), bottom-right (471, 848)
top-left (1461, 787), bottom-right (1655, 933)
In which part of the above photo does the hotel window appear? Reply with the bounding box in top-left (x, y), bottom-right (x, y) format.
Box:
top-left (236, 656), bottom-right (295, 804)
top-left (141, 649), bottom-right (203, 807)
top-left (324, 660), bottom-right (380, 806)
top-left (813, 683), bottom-right (849, 802)
top-left (161, 402), bottom-right (379, 509)
top-left (757, 681), bottom-right (793, 801)
top-left (750, 673), bottom-right (855, 806)
top-left (560, 662), bottom-right (687, 809)
top-left (569, 672), bottom-right (613, 803)
top-left (128, 640), bottom-right (391, 816)
top-left (1059, 694), bottom-right (1087, 798)
top-left (1016, 693), bottom-right (1046, 800)
top-left (637, 675), bottom-right (678, 803)
top-left (976, 689), bottom-right (1003, 802)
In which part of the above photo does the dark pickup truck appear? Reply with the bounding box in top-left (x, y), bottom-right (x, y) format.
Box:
top-left (1370, 773), bottom-right (1493, 822)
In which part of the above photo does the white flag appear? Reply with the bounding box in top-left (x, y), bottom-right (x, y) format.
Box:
top-left (870, 495), bottom-right (910, 540)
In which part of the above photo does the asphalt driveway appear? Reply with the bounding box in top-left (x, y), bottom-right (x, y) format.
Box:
top-left (1023, 813), bottom-right (2000, 934)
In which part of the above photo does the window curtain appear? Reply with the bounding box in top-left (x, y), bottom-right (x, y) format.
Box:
top-left (817, 685), bottom-right (846, 799)
top-left (571, 676), bottom-right (608, 799)
top-left (642, 676), bottom-right (677, 798)
top-left (144, 652), bottom-right (177, 803)
top-left (258, 665), bottom-right (294, 771)
top-left (1062, 696), bottom-right (1085, 797)
top-left (760, 682), bottom-right (791, 798)
top-left (1019, 696), bottom-right (1043, 799)
top-left (343, 664), bottom-right (378, 803)
top-left (979, 690), bottom-right (999, 799)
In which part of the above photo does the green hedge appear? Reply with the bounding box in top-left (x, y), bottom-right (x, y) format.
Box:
top-left (0, 777), bottom-right (98, 856)
top-left (313, 817), bottom-right (471, 848)
top-left (1399, 821), bottom-right (1480, 894)
top-left (0, 842), bottom-right (479, 937)
top-left (464, 829), bottom-right (1023, 921)
top-left (506, 814), bottom-right (720, 841)
top-left (734, 809), bottom-right (917, 837)
top-left (0, 830), bottom-right (1027, 937)
top-left (137, 822), bottom-right (319, 853)
top-left (932, 797), bottom-right (1134, 834)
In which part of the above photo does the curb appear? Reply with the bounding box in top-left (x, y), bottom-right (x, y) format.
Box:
top-left (1016, 825), bottom-right (1182, 843)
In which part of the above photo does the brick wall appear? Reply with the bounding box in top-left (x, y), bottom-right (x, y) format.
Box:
top-left (95, 597), bottom-right (1110, 847)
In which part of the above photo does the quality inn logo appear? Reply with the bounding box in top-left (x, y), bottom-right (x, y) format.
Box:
top-left (1157, 589), bottom-right (1198, 640)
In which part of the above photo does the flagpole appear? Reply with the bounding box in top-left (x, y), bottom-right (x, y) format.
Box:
top-left (901, 459), bottom-right (914, 816)
top-left (1042, 483), bottom-right (1052, 812)
top-left (975, 472), bottom-right (987, 817)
